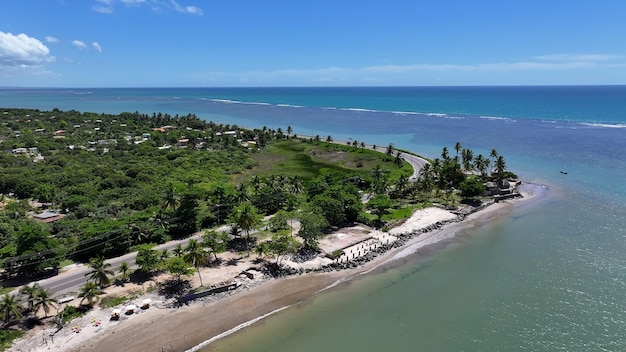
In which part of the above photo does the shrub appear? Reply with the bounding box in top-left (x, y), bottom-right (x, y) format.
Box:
top-left (0, 329), bottom-right (23, 351)
top-left (99, 295), bottom-right (129, 308)
top-left (0, 329), bottom-right (24, 351)
top-left (59, 305), bottom-right (89, 324)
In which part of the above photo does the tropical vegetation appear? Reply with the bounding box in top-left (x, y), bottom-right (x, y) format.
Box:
top-left (0, 108), bottom-right (517, 348)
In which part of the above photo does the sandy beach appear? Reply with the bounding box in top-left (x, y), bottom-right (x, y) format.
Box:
top-left (8, 184), bottom-right (544, 352)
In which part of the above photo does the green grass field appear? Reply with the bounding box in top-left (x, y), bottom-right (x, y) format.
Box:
top-left (237, 140), bottom-right (412, 184)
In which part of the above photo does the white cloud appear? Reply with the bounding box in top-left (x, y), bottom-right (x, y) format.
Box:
top-left (171, 0), bottom-right (203, 15)
top-left (93, 0), bottom-right (114, 13)
top-left (533, 54), bottom-right (621, 62)
top-left (0, 32), bottom-right (54, 67)
top-left (195, 54), bottom-right (626, 84)
top-left (93, 5), bottom-right (114, 14)
top-left (92, 42), bottom-right (102, 53)
top-left (92, 0), bottom-right (201, 15)
top-left (45, 36), bottom-right (59, 43)
top-left (361, 61), bottom-right (602, 74)
top-left (120, 0), bottom-right (147, 5)
top-left (72, 40), bottom-right (87, 50)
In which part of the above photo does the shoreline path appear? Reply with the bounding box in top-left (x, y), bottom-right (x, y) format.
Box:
top-left (27, 138), bottom-right (429, 297)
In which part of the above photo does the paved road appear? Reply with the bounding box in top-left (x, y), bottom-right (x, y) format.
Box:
top-left (34, 226), bottom-right (230, 297)
top-left (25, 140), bottom-right (428, 297)
top-left (370, 145), bottom-right (428, 181)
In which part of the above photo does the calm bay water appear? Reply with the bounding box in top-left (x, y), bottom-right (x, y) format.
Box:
top-left (1, 86), bottom-right (625, 351)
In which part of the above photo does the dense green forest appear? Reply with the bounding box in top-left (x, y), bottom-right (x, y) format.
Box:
top-left (0, 108), bottom-right (414, 278)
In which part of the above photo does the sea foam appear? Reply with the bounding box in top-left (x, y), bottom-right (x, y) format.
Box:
top-left (184, 306), bottom-right (292, 352)
top-left (480, 115), bottom-right (515, 122)
top-left (579, 122), bottom-right (626, 129)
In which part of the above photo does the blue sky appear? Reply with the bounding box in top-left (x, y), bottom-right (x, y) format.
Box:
top-left (1, 0), bottom-right (625, 87)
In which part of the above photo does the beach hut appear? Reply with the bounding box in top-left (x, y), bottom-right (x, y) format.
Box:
top-left (125, 305), bottom-right (137, 315)
top-left (141, 299), bottom-right (151, 309)
top-left (111, 309), bottom-right (121, 320)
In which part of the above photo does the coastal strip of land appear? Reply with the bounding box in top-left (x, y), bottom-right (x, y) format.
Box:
top-left (8, 183), bottom-right (546, 352)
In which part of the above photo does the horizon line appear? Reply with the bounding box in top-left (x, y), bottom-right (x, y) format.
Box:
top-left (1, 84), bottom-right (626, 90)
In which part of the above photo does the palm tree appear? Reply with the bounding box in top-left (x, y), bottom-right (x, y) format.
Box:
top-left (183, 239), bottom-right (207, 287)
top-left (32, 288), bottom-right (57, 318)
top-left (290, 176), bottom-right (303, 194)
top-left (474, 154), bottom-right (488, 177)
top-left (235, 183), bottom-right (248, 204)
top-left (162, 185), bottom-right (180, 211)
top-left (371, 165), bottom-right (388, 195)
top-left (117, 261), bottom-right (131, 282)
top-left (255, 242), bottom-right (268, 259)
top-left (394, 175), bottom-right (409, 197)
top-left (386, 143), bottom-right (394, 159)
top-left (159, 249), bottom-right (169, 261)
top-left (462, 148), bottom-right (474, 172)
top-left (0, 294), bottom-right (23, 326)
top-left (229, 201), bottom-right (263, 256)
top-left (78, 282), bottom-right (100, 306)
top-left (394, 151), bottom-right (403, 166)
top-left (418, 163), bottom-right (435, 195)
top-left (152, 209), bottom-right (170, 230)
top-left (127, 223), bottom-right (146, 245)
top-left (19, 283), bottom-right (41, 312)
top-left (172, 243), bottom-right (184, 257)
top-left (494, 155), bottom-right (507, 187)
top-left (489, 148), bottom-right (499, 175)
top-left (431, 158), bottom-right (442, 180)
top-left (494, 155), bottom-right (507, 175)
top-left (454, 142), bottom-right (462, 158)
top-left (372, 165), bottom-right (384, 182)
top-left (85, 256), bottom-right (114, 289)
top-left (418, 163), bottom-right (432, 183)
top-left (441, 147), bottom-right (449, 160)
top-left (273, 174), bottom-right (288, 192)
top-left (212, 184), bottom-right (227, 224)
top-left (201, 230), bottom-right (228, 261)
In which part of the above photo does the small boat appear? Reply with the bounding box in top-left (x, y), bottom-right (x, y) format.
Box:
top-left (560, 171), bottom-right (568, 175)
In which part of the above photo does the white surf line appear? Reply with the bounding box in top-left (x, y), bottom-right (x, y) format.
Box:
top-left (184, 305), bottom-right (293, 352)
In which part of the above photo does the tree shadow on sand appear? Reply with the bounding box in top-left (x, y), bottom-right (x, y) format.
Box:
top-left (157, 278), bottom-right (191, 299)
top-left (225, 258), bottom-right (241, 266)
top-left (207, 258), bottom-right (223, 268)
top-left (252, 257), bottom-right (266, 265)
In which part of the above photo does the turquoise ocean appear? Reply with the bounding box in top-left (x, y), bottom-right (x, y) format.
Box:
top-left (1, 86), bottom-right (625, 351)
